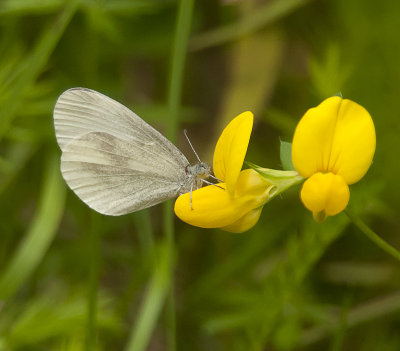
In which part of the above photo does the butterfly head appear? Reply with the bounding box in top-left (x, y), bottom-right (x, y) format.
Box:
top-left (187, 162), bottom-right (211, 179)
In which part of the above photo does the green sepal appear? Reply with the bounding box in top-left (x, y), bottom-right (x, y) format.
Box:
top-left (246, 162), bottom-right (304, 201)
top-left (279, 140), bottom-right (295, 171)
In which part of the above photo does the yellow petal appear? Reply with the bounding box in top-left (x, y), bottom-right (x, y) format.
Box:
top-left (174, 169), bottom-right (271, 230)
top-left (220, 207), bottom-right (263, 233)
top-left (292, 97), bottom-right (376, 184)
top-left (213, 111), bottom-right (254, 194)
top-left (300, 172), bottom-right (350, 222)
top-left (174, 182), bottom-right (233, 228)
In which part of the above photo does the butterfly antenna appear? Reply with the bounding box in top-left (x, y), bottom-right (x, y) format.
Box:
top-left (184, 129), bottom-right (202, 162)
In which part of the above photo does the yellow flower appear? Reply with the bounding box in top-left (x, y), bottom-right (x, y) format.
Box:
top-left (174, 112), bottom-right (274, 233)
top-left (292, 96), bottom-right (376, 222)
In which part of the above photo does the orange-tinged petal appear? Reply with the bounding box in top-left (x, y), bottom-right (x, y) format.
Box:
top-left (292, 97), bottom-right (376, 184)
top-left (174, 169), bottom-right (271, 230)
top-left (300, 172), bottom-right (350, 222)
top-left (213, 111), bottom-right (253, 194)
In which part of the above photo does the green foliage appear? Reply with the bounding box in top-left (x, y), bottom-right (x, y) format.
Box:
top-left (0, 0), bottom-right (399, 350)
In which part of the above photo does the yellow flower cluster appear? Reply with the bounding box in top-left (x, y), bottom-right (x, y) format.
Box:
top-left (292, 97), bottom-right (376, 222)
top-left (175, 96), bottom-right (376, 231)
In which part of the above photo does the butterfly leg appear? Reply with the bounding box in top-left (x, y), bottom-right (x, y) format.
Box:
top-left (209, 174), bottom-right (223, 182)
top-left (201, 178), bottom-right (225, 190)
top-left (190, 182), bottom-right (194, 210)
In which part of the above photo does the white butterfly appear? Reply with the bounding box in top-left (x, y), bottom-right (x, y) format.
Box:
top-left (54, 88), bottom-right (212, 215)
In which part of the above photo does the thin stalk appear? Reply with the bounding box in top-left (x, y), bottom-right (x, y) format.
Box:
top-left (124, 244), bottom-right (171, 351)
top-left (163, 0), bottom-right (195, 350)
top-left (134, 210), bottom-right (156, 270)
top-left (166, 0), bottom-right (195, 142)
top-left (124, 1), bottom-right (194, 349)
top-left (163, 202), bottom-right (176, 351)
top-left (345, 209), bottom-right (400, 262)
top-left (189, 0), bottom-right (310, 51)
top-left (85, 213), bottom-right (101, 351)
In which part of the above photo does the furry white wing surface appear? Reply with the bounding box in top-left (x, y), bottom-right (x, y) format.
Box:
top-left (54, 88), bottom-right (188, 169)
top-left (61, 131), bottom-right (188, 215)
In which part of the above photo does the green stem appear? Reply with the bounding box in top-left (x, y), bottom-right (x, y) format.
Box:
top-left (85, 213), bottom-right (101, 351)
top-left (163, 0), bottom-right (195, 350)
top-left (124, 244), bottom-right (171, 351)
top-left (134, 210), bottom-right (156, 270)
top-left (345, 210), bottom-right (400, 262)
top-left (166, 0), bottom-right (195, 141)
top-left (124, 1), bottom-right (194, 349)
top-left (189, 0), bottom-right (309, 51)
top-left (163, 202), bottom-right (176, 351)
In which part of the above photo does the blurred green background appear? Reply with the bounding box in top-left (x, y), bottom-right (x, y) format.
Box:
top-left (0, 0), bottom-right (399, 350)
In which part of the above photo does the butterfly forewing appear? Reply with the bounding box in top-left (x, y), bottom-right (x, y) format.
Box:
top-left (54, 88), bottom-right (190, 215)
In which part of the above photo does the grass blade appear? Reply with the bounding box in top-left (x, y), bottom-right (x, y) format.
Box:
top-left (0, 0), bottom-right (77, 140)
top-left (124, 243), bottom-right (171, 351)
top-left (163, 0), bottom-right (194, 349)
top-left (0, 154), bottom-right (66, 300)
top-left (190, 0), bottom-right (311, 51)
